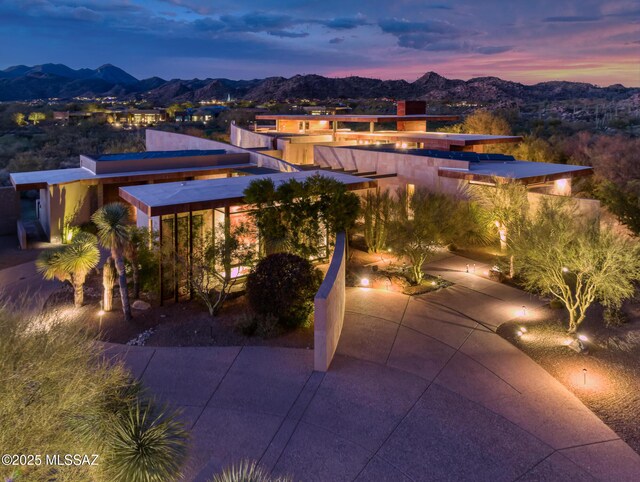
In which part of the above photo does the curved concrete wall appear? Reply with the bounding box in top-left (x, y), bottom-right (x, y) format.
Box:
top-left (314, 232), bottom-right (346, 372)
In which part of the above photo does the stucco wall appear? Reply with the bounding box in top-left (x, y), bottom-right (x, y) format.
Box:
top-left (0, 186), bottom-right (19, 235)
top-left (280, 139), bottom-right (357, 165)
top-left (230, 123), bottom-right (275, 149)
top-left (314, 145), bottom-right (465, 195)
top-left (146, 129), bottom-right (299, 173)
top-left (528, 191), bottom-right (601, 222)
top-left (147, 129), bottom-right (247, 153)
top-left (314, 232), bottom-right (346, 372)
top-left (47, 182), bottom-right (95, 243)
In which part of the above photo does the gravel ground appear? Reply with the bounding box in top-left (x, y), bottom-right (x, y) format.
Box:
top-left (44, 272), bottom-right (313, 349)
top-left (498, 299), bottom-right (640, 455)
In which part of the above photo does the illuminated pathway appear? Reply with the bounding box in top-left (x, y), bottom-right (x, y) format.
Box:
top-left (106, 254), bottom-right (640, 481)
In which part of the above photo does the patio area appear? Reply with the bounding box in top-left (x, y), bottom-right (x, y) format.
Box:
top-left (104, 253), bottom-right (640, 481)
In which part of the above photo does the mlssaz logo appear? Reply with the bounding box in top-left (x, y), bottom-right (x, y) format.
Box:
top-left (45, 454), bottom-right (99, 466)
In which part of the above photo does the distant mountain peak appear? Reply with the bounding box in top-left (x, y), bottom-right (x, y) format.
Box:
top-left (0, 65), bottom-right (637, 103)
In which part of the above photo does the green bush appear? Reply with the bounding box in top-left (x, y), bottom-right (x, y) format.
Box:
top-left (246, 253), bottom-right (322, 329)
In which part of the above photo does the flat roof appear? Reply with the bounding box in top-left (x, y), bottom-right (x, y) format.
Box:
top-left (96, 149), bottom-right (227, 162)
top-left (10, 163), bottom-right (256, 190)
top-left (336, 131), bottom-right (523, 146)
top-left (120, 170), bottom-right (375, 217)
top-left (255, 114), bottom-right (459, 123)
top-left (345, 146), bottom-right (517, 162)
top-left (439, 161), bottom-right (592, 183)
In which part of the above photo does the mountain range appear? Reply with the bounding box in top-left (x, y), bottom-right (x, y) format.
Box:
top-left (0, 63), bottom-right (637, 105)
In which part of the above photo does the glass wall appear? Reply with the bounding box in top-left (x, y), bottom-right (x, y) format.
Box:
top-left (213, 205), bottom-right (258, 279)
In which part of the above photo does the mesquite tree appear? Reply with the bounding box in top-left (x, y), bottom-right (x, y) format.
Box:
top-left (514, 198), bottom-right (640, 333)
top-left (190, 222), bottom-right (255, 317)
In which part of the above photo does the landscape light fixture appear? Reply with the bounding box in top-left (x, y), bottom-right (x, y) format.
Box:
top-left (562, 267), bottom-right (569, 273)
top-left (521, 305), bottom-right (527, 317)
top-left (361, 278), bottom-right (370, 287)
top-left (583, 368), bottom-right (587, 385)
top-left (98, 309), bottom-right (105, 330)
top-left (578, 334), bottom-right (589, 342)
top-left (520, 327), bottom-right (527, 333)
top-left (516, 330), bottom-right (523, 337)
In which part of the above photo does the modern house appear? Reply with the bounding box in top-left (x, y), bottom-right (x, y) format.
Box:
top-left (8, 99), bottom-right (595, 252)
top-left (230, 100), bottom-right (592, 198)
top-left (232, 100), bottom-right (522, 165)
top-left (53, 108), bottom-right (167, 126)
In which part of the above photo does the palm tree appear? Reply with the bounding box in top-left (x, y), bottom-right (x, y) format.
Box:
top-left (92, 203), bottom-right (132, 321)
top-left (36, 232), bottom-right (100, 308)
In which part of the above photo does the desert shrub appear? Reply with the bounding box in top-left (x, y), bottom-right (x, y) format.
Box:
top-left (0, 303), bottom-right (189, 482)
top-left (603, 307), bottom-right (628, 327)
top-left (362, 187), bottom-right (391, 253)
top-left (210, 460), bottom-right (290, 482)
top-left (246, 253), bottom-right (322, 329)
top-left (99, 399), bottom-right (189, 482)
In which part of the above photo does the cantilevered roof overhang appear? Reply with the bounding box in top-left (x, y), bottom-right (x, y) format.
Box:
top-left (119, 170), bottom-right (376, 217)
top-left (10, 164), bottom-right (257, 191)
top-left (336, 131), bottom-right (523, 146)
top-left (255, 114), bottom-right (459, 123)
top-left (438, 161), bottom-right (593, 184)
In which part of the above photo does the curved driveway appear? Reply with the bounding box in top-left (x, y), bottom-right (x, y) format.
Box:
top-left (104, 254), bottom-right (640, 481)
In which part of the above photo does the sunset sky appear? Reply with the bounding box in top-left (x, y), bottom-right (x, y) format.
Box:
top-left (1, 0), bottom-right (639, 86)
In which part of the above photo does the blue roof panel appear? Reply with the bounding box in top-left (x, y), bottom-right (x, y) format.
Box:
top-left (97, 149), bottom-right (227, 162)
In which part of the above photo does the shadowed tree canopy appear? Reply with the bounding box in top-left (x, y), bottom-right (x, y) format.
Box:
top-left (243, 174), bottom-right (360, 258)
top-left (461, 110), bottom-right (512, 136)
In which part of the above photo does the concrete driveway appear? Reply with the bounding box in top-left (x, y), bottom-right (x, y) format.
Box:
top-left (104, 253), bottom-right (640, 481)
top-left (0, 259), bottom-right (60, 309)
